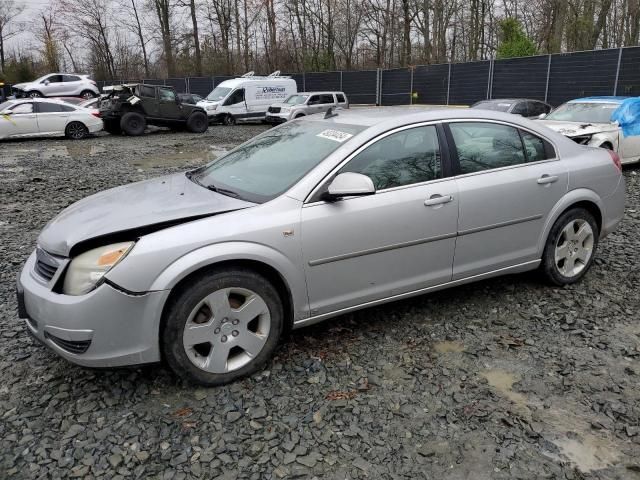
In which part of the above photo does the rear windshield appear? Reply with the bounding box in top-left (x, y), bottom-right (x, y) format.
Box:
top-left (206, 87), bottom-right (231, 101)
top-left (189, 121), bottom-right (366, 203)
top-left (472, 101), bottom-right (513, 112)
top-left (546, 102), bottom-right (618, 123)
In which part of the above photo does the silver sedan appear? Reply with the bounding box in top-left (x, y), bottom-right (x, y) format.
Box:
top-left (18, 108), bottom-right (625, 385)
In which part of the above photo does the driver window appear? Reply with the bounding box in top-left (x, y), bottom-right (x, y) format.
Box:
top-left (11, 103), bottom-right (34, 114)
top-left (449, 122), bottom-right (526, 174)
top-left (308, 95), bottom-right (320, 105)
top-left (338, 125), bottom-right (442, 190)
top-left (159, 88), bottom-right (176, 102)
top-left (225, 89), bottom-right (245, 105)
top-left (43, 75), bottom-right (62, 83)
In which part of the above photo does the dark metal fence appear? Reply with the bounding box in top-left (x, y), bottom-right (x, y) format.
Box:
top-left (5, 46), bottom-right (640, 107)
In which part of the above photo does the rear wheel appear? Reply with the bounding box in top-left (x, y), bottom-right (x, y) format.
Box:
top-left (80, 90), bottom-right (96, 99)
top-left (223, 114), bottom-right (236, 126)
top-left (120, 112), bottom-right (146, 136)
top-left (186, 111), bottom-right (208, 133)
top-left (162, 268), bottom-right (284, 386)
top-left (65, 122), bottom-right (89, 140)
top-left (542, 208), bottom-right (599, 285)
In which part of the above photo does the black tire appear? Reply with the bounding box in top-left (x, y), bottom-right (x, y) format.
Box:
top-left (27, 91), bottom-right (43, 98)
top-left (223, 114), bottom-right (236, 126)
top-left (161, 268), bottom-right (284, 386)
top-left (294, 113), bottom-right (305, 119)
top-left (103, 119), bottom-right (121, 135)
top-left (186, 111), bottom-right (208, 133)
top-left (541, 208), bottom-right (599, 286)
top-left (65, 121), bottom-right (89, 140)
top-left (80, 90), bottom-right (96, 99)
top-left (120, 112), bottom-right (146, 136)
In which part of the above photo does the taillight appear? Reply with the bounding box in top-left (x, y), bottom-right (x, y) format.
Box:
top-left (607, 149), bottom-right (622, 172)
top-left (92, 111), bottom-right (101, 118)
top-left (90, 80), bottom-right (97, 85)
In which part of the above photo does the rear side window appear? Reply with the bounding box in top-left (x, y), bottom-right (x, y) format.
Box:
top-left (336, 93), bottom-right (346, 103)
top-left (63, 75), bottom-right (81, 82)
top-left (521, 131), bottom-right (555, 161)
top-left (339, 125), bottom-right (441, 190)
top-left (449, 122), bottom-right (525, 174)
top-left (511, 102), bottom-right (527, 115)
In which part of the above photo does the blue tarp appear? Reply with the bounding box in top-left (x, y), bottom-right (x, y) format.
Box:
top-left (611, 97), bottom-right (640, 137)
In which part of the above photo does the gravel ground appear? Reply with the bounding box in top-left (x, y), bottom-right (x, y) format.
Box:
top-left (1, 127), bottom-right (640, 480)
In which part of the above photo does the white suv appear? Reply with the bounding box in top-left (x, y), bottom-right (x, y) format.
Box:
top-left (12, 73), bottom-right (99, 99)
top-left (266, 91), bottom-right (349, 123)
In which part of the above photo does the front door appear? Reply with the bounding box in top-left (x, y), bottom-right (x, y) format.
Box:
top-left (446, 121), bottom-right (568, 279)
top-left (1, 102), bottom-right (38, 137)
top-left (223, 88), bottom-right (247, 119)
top-left (158, 87), bottom-right (182, 120)
top-left (39, 75), bottom-right (65, 96)
top-left (301, 124), bottom-right (458, 316)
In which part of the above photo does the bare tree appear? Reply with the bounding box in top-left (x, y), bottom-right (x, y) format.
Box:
top-left (0, 0), bottom-right (25, 73)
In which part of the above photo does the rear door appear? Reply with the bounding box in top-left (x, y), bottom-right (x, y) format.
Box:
top-left (446, 121), bottom-right (567, 279)
top-left (62, 75), bottom-right (83, 96)
top-left (36, 102), bottom-right (74, 134)
top-left (1, 102), bottom-right (38, 137)
top-left (301, 124), bottom-right (458, 315)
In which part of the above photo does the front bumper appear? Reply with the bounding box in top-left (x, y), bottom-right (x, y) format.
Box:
top-left (18, 251), bottom-right (169, 367)
top-left (265, 115), bottom-right (288, 124)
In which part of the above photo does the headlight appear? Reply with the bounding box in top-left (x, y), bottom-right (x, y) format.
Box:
top-left (207, 105), bottom-right (217, 111)
top-left (63, 242), bottom-right (134, 295)
top-left (281, 107), bottom-right (290, 113)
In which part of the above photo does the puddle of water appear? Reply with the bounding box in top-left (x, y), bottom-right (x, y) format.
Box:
top-left (131, 145), bottom-right (230, 169)
top-left (552, 436), bottom-right (619, 473)
top-left (481, 369), bottom-right (528, 407)
top-left (433, 340), bottom-right (465, 353)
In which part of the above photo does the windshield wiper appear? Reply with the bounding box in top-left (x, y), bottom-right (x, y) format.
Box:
top-left (205, 183), bottom-right (241, 198)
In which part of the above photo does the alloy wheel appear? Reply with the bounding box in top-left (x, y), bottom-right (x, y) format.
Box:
top-left (67, 122), bottom-right (87, 139)
top-left (182, 287), bottom-right (271, 373)
top-left (554, 219), bottom-right (594, 278)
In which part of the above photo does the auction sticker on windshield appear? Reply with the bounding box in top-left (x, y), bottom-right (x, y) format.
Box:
top-left (317, 129), bottom-right (354, 143)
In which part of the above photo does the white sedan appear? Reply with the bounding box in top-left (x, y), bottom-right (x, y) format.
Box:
top-left (0, 98), bottom-right (103, 140)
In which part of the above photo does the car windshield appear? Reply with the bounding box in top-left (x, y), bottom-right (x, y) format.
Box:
top-left (285, 95), bottom-right (309, 105)
top-left (472, 101), bottom-right (513, 112)
top-left (189, 121), bottom-right (366, 203)
top-left (206, 87), bottom-right (231, 101)
top-left (546, 102), bottom-right (619, 123)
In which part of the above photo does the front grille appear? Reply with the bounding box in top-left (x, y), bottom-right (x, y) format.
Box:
top-left (268, 106), bottom-right (281, 113)
top-left (34, 247), bottom-right (61, 282)
top-left (45, 332), bottom-right (91, 354)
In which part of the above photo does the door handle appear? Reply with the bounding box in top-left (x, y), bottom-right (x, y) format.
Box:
top-left (537, 174), bottom-right (559, 185)
top-left (424, 194), bottom-right (453, 206)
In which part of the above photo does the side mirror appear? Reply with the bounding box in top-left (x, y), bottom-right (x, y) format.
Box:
top-left (44, 80), bottom-right (50, 86)
top-left (325, 172), bottom-right (375, 200)
top-left (538, 113), bottom-right (547, 119)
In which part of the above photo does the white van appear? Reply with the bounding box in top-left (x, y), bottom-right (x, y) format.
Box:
top-left (198, 71), bottom-right (297, 125)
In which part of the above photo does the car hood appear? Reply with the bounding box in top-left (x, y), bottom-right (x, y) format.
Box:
top-left (11, 82), bottom-right (29, 90)
top-left (38, 172), bottom-right (255, 256)
top-left (538, 120), bottom-right (618, 137)
top-left (270, 103), bottom-right (293, 109)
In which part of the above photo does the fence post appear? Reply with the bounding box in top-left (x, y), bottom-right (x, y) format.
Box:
top-left (186, 77), bottom-right (190, 93)
top-left (302, 72), bottom-right (306, 92)
top-left (409, 68), bottom-right (414, 105)
top-left (486, 59), bottom-right (493, 100)
top-left (544, 54), bottom-right (552, 103)
top-left (340, 71), bottom-right (343, 92)
top-left (446, 63), bottom-right (451, 105)
top-left (375, 69), bottom-right (380, 105)
top-left (613, 47), bottom-right (623, 96)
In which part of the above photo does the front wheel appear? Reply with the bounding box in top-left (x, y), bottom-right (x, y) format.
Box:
top-left (162, 268), bottom-right (284, 386)
top-left (28, 91), bottom-right (43, 98)
top-left (223, 114), bottom-right (236, 126)
top-left (65, 121), bottom-right (89, 139)
top-left (80, 90), bottom-right (97, 99)
top-left (186, 111), bottom-right (208, 133)
top-left (541, 208), bottom-right (599, 285)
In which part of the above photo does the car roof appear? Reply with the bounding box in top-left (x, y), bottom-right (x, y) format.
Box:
top-left (311, 106), bottom-right (531, 127)
top-left (568, 96), bottom-right (630, 104)
top-left (475, 98), bottom-right (547, 104)
top-left (295, 91), bottom-right (345, 95)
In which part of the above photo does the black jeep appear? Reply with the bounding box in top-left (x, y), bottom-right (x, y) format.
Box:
top-left (99, 84), bottom-right (208, 136)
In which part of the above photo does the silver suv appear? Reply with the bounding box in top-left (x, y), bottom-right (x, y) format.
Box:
top-left (12, 73), bottom-right (99, 99)
top-left (266, 91), bottom-right (348, 123)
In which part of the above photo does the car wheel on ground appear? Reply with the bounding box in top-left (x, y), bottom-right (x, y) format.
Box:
top-left (223, 114), bottom-right (236, 126)
top-left (161, 268), bottom-right (284, 386)
top-left (186, 111), bottom-right (208, 133)
top-left (542, 208), bottom-right (599, 285)
top-left (28, 91), bottom-right (42, 98)
top-left (65, 122), bottom-right (89, 140)
top-left (80, 90), bottom-right (96, 99)
top-left (120, 111), bottom-right (146, 136)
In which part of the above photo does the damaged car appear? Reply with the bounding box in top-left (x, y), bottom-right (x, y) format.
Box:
top-left (17, 108), bottom-right (625, 386)
top-left (538, 96), bottom-right (640, 164)
top-left (99, 84), bottom-right (208, 136)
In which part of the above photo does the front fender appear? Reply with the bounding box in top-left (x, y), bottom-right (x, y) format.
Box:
top-left (589, 131), bottom-right (619, 150)
top-left (536, 188), bottom-right (605, 257)
top-left (146, 241), bottom-right (310, 321)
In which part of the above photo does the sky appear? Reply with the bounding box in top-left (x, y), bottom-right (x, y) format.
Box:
top-left (6, 0), bottom-right (49, 52)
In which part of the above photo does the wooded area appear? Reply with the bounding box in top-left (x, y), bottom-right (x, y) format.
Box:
top-left (1, 0), bottom-right (639, 81)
